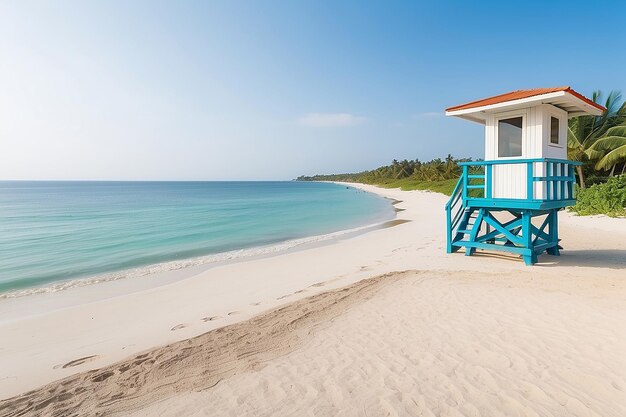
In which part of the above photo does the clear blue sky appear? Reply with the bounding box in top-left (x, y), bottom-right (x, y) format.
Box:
top-left (1, 1), bottom-right (624, 180)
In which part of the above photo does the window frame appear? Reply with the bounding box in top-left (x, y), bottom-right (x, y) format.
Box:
top-left (494, 110), bottom-right (527, 159)
top-left (549, 116), bottom-right (559, 145)
top-left (547, 111), bottom-right (564, 148)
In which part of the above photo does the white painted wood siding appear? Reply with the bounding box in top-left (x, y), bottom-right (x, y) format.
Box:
top-left (484, 104), bottom-right (567, 200)
top-left (492, 164), bottom-right (526, 198)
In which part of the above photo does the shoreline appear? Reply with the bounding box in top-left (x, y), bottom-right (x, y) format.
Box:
top-left (0, 203), bottom-right (395, 303)
top-left (0, 216), bottom-right (401, 325)
top-left (0, 181), bottom-right (394, 302)
top-left (0, 182), bottom-right (395, 306)
top-left (1, 183), bottom-right (625, 409)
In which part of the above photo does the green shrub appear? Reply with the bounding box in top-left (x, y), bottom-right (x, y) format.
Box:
top-left (570, 175), bottom-right (626, 217)
top-left (372, 177), bottom-right (487, 198)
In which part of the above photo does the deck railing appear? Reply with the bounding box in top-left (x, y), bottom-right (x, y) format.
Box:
top-left (457, 158), bottom-right (582, 202)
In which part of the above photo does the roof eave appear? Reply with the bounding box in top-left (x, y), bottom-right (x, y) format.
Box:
top-left (566, 95), bottom-right (604, 117)
top-left (446, 91), bottom-right (566, 116)
top-left (444, 111), bottom-right (487, 124)
top-left (446, 91), bottom-right (604, 120)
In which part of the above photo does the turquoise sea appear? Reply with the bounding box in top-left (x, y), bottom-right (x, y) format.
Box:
top-left (0, 181), bottom-right (393, 297)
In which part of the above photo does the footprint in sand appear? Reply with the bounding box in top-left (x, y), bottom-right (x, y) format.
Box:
top-left (227, 311), bottom-right (240, 316)
top-left (310, 282), bottom-right (326, 288)
top-left (250, 302), bottom-right (261, 306)
top-left (276, 294), bottom-right (292, 300)
top-left (170, 323), bottom-right (188, 331)
top-left (294, 289), bottom-right (305, 294)
top-left (201, 316), bottom-right (222, 322)
top-left (90, 370), bottom-right (115, 383)
top-left (54, 355), bottom-right (100, 369)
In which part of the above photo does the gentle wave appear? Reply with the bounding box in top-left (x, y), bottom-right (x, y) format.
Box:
top-left (0, 221), bottom-right (381, 300)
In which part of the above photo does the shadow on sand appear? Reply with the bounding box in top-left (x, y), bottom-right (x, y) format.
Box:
top-left (469, 249), bottom-right (626, 269)
top-left (539, 249), bottom-right (626, 269)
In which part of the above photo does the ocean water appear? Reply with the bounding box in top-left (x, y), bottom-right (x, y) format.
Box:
top-left (0, 181), bottom-right (393, 297)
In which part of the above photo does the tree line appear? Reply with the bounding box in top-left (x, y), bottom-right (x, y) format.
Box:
top-left (296, 155), bottom-right (471, 183)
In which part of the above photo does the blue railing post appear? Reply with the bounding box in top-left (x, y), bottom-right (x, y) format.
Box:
top-left (485, 165), bottom-right (492, 199)
top-left (462, 165), bottom-right (468, 202)
top-left (559, 163), bottom-right (566, 200)
top-left (526, 162), bottom-right (533, 200)
top-left (546, 162), bottom-right (552, 200)
top-left (548, 162), bottom-right (557, 200)
top-left (446, 206), bottom-right (452, 253)
top-left (567, 163), bottom-right (574, 199)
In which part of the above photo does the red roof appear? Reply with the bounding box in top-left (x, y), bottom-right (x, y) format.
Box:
top-left (446, 87), bottom-right (606, 113)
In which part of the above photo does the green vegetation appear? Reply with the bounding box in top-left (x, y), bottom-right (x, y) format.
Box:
top-left (567, 90), bottom-right (626, 215)
top-left (568, 90), bottom-right (626, 187)
top-left (298, 156), bottom-right (465, 185)
top-left (361, 177), bottom-right (459, 195)
top-left (570, 176), bottom-right (626, 217)
top-left (587, 125), bottom-right (626, 172)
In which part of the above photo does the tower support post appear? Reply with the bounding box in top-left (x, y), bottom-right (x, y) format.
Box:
top-left (546, 209), bottom-right (560, 256)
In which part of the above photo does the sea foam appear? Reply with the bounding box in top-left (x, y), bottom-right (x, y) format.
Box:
top-left (0, 221), bottom-right (381, 299)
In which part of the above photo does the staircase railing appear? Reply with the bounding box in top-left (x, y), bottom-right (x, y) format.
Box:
top-left (445, 172), bottom-right (465, 252)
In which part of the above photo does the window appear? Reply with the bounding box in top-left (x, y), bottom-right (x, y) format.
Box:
top-left (498, 116), bottom-right (523, 157)
top-left (550, 116), bottom-right (559, 144)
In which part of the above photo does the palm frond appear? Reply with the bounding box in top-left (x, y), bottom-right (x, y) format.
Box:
top-left (588, 136), bottom-right (626, 151)
top-left (595, 145), bottom-right (626, 170)
top-left (604, 90), bottom-right (623, 114)
top-left (605, 125), bottom-right (626, 137)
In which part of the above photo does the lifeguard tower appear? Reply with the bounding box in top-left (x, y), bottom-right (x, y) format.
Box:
top-left (444, 87), bottom-right (605, 265)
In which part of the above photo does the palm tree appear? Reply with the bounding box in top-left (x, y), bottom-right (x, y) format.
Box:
top-left (586, 124), bottom-right (626, 175)
top-left (444, 154), bottom-right (456, 176)
top-left (568, 91), bottom-right (625, 188)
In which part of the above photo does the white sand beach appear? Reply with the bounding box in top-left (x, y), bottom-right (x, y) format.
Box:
top-left (1, 183), bottom-right (625, 416)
